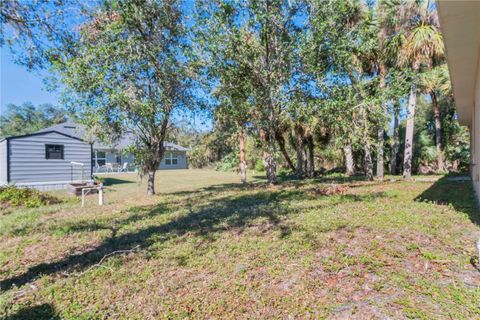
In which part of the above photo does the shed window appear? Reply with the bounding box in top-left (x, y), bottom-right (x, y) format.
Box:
top-left (165, 152), bottom-right (178, 165)
top-left (45, 144), bottom-right (64, 160)
top-left (93, 151), bottom-right (106, 167)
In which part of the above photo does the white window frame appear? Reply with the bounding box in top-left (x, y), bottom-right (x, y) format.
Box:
top-left (94, 150), bottom-right (107, 167)
top-left (164, 151), bottom-right (178, 165)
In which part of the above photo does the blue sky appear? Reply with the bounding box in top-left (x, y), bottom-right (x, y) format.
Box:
top-left (0, 48), bottom-right (59, 114)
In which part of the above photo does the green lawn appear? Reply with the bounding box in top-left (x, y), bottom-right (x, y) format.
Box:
top-left (1, 170), bottom-right (479, 319)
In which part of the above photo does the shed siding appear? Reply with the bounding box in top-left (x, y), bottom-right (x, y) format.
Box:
top-left (9, 132), bottom-right (92, 183)
top-left (0, 140), bottom-right (7, 184)
top-left (159, 151), bottom-right (187, 170)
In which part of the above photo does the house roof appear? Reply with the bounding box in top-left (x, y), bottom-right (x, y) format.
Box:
top-left (0, 130), bottom-right (86, 143)
top-left (36, 121), bottom-right (190, 151)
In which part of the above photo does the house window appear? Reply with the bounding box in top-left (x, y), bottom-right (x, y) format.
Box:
top-left (93, 151), bottom-right (106, 167)
top-left (165, 152), bottom-right (178, 165)
top-left (45, 144), bottom-right (64, 160)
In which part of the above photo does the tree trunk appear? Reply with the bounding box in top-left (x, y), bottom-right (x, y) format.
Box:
top-left (302, 147), bottom-right (308, 176)
top-left (390, 102), bottom-right (400, 175)
top-left (431, 91), bottom-right (444, 172)
top-left (295, 127), bottom-right (304, 179)
top-left (306, 135), bottom-right (315, 178)
top-left (147, 170), bottom-right (156, 196)
top-left (403, 84), bottom-right (417, 180)
top-left (275, 129), bottom-right (296, 173)
top-left (376, 127), bottom-right (384, 180)
top-left (344, 144), bottom-right (354, 176)
top-left (260, 128), bottom-right (277, 185)
top-left (364, 141), bottom-right (374, 181)
top-left (376, 55), bottom-right (387, 181)
top-left (239, 126), bottom-right (247, 184)
top-left (362, 107), bottom-right (374, 181)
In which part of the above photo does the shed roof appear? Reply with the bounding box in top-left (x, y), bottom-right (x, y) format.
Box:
top-left (0, 130), bottom-right (86, 143)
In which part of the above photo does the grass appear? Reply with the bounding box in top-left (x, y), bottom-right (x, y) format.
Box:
top-left (1, 169), bottom-right (479, 319)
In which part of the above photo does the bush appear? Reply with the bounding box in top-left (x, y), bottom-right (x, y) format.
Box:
top-left (253, 159), bottom-right (265, 172)
top-left (214, 153), bottom-right (239, 172)
top-left (0, 185), bottom-right (61, 208)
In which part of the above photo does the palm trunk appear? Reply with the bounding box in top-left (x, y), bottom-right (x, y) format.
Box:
top-left (344, 144), bottom-right (354, 176)
top-left (306, 135), bottom-right (315, 178)
top-left (390, 102), bottom-right (400, 175)
top-left (295, 133), bottom-right (303, 179)
top-left (431, 91), bottom-right (444, 172)
top-left (376, 59), bottom-right (387, 180)
top-left (260, 128), bottom-right (277, 185)
top-left (363, 107), bottom-right (374, 181)
top-left (403, 83), bottom-right (417, 180)
top-left (295, 129), bottom-right (304, 179)
top-left (376, 127), bottom-right (384, 180)
top-left (275, 129), bottom-right (296, 173)
top-left (147, 170), bottom-right (156, 196)
top-left (239, 126), bottom-right (247, 184)
top-left (302, 147), bottom-right (308, 176)
top-left (364, 141), bottom-right (374, 181)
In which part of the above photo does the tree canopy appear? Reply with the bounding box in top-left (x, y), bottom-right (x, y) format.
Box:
top-left (0, 0), bottom-right (469, 194)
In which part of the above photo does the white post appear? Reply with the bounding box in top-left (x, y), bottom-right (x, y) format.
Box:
top-left (99, 188), bottom-right (104, 206)
top-left (81, 189), bottom-right (85, 207)
top-left (477, 238), bottom-right (480, 265)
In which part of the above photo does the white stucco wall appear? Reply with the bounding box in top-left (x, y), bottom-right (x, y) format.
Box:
top-left (437, 1), bottom-right (480, 202)
top-left (473, 56), bottom-right (480, 198)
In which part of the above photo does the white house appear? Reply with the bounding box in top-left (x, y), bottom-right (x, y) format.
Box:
top-left (437, 1), bottom-right (480, 200)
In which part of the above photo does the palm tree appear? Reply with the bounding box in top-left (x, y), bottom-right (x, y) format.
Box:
top-left (396, 0), bottom-right (444, 180)
top-left (420, 64), bottom-right (450, 172)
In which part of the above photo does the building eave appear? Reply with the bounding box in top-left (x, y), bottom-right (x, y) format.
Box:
top-left (437, 1), bottom-right (480, 126)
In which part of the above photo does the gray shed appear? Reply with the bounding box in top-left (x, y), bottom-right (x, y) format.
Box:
top-left (0, 131), bottom-right (93, 190)
top-left (39, 121), bottom-right (190, 171)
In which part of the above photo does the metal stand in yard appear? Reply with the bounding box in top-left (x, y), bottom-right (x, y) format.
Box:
top-left (70, 161), bottom-right (85, 183)
top-left (81, 186), bottom-right (104, 207)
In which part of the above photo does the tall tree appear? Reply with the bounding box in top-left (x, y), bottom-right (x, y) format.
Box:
top-left (307, 0), bottom-right (380, 181)
top-left (247, 0), bottom-right (305, 184)
top-left (390, 100), bottom-right (400, 174)
top-left (198, 2), bottom-right (255, 184)
top-left (420, 64), bottom-right (450, 172)
top-left (395, 0), bottom-right (444, 179)
top-left (57, 0), bottom-right (194, 195)
top-left (201, 0), bottom-right (305, 184)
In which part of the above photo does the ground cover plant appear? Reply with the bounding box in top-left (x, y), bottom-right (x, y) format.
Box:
top-left (0, 170), bottom-right (479, 319)
top-left (0, 186), bottom-right (61, 210)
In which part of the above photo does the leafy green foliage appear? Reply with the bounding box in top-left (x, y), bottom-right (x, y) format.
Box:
top-left (0, 102), bottom-right (66, 139)
top-left (0, 186), bottom-right (61, 208)
top-left (55, 0), bottom-right (199, 195)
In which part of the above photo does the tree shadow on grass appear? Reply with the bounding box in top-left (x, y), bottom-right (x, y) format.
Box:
top-left (5, 203), bottom-right (170, 238)
top-left (0, 188), bottom-right (310, 292)
top-left (4, 303), bottom-right (60, 320)
top-left (415, 176), bottom-right (479, 225)
top-left (100, 177), bottom-right (135, 186)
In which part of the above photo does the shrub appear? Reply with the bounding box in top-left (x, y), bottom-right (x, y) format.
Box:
top-left (0, 186), bottom-right (61, 208)
top-left (214, 153), bottom-right (239, 172)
